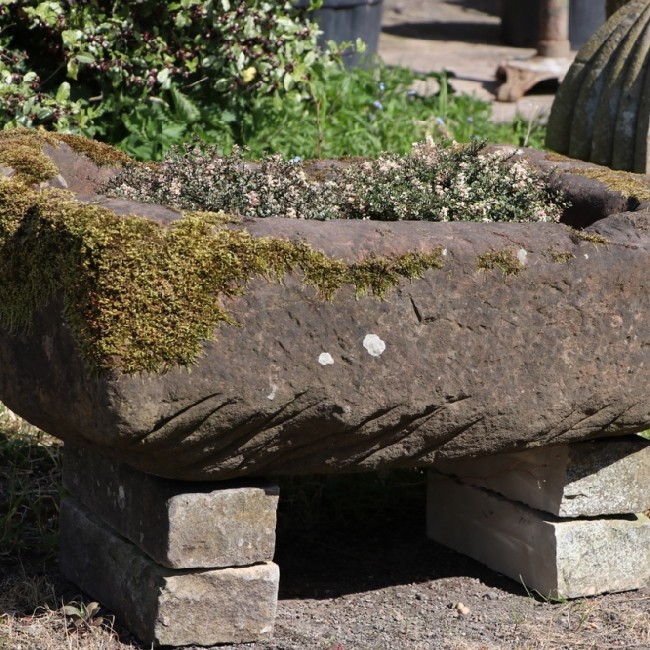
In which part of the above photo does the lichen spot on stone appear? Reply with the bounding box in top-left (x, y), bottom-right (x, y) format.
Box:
top-left (442, 248), bottom-right (448, 257)
top-left (363, 334), bottom-right (386, 357)
top-left (118, 485), bottom-right (126, 509)
top-left (267, 382), bottom-right (278, 400)
top-left (517, 248), bottom-right (528, 265)
top-left (319, 352), bottom-right (335, 366)
top-left (584, 254), bottom-right (589, 260)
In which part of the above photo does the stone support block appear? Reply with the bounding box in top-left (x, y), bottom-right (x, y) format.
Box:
top-left (63, 445), bottom-right (279, 569)
top-left (59, 498), bottom-right (279, 647)
top-left (433, 436), bottom-right (650, 517)
top-left (427, 471), bottom-right (650, 599)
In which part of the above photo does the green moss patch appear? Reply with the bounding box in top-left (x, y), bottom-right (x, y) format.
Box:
top-left (572, 230), bottom-right (610, 246)
top-left (569, 166), bottom-right (650, 204)
top-left (476, 250), bottom-right (524, 276)
top-left (0, 178), bottom-right (444, 375)
top-left (544, 152), bottom-right (573, 163)
top-left (0, 129), bottom-right (130, 185)
top-left (545, 248), bottom-right (576, 264)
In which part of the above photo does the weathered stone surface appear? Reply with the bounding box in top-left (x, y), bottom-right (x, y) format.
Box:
top-left (546, 0), bottom-right (650, 172)
top-left (59, 498), bottom-right (279, 647)
top-left (608, 0), bottom-right (633, 17)
top-left (4, 209), bottom-right (650, 479)
top-left (41, 142), bottom-right (121, 194)
top-left (434, 436), bottom-right (650, 517)
top-left (611, 8), bottom-right (650, 170)
top-left (427, 472), bottom-right (650, 599)
top-left (63, 445), bottom-right (279, 569)
top-left (507, 147), bottom-right (641, 228)
top-left (4, 202), bottom-right (650, 480)
top-left (2, 143), bottom-right (650, 479)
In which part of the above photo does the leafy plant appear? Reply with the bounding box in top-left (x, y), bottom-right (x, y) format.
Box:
top-left (0, 0), bottom-right (324, 156)
top-left (0, 1), bottom-right (546, 161)
top-left (230, 59), bottom-right (548, 160)
top-left (60, 601), bottom-right (105, 632)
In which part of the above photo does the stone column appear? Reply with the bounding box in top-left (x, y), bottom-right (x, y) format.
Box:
top-left (496, 0), bottom-right (573, 101)
top-left (427, 436), bottom-right (650, 599)
top-left (538, 0), bottom-right (571, 58)
top-left (60, 445), bottom-right (280, 647)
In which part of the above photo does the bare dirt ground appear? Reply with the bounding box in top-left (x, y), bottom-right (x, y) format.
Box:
top-left (216, 472), bottom-right (650, 650)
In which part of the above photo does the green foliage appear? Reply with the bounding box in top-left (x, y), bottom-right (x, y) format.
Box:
top-left (0, 0), bottom-right (323, 156)
top-left (199, 61), bottom-right (547, 160)
top-left (237, 64), bottom-right (463, 159)
top-left (108, 138), bottom-right (567, 223)
top-left (0, 1), bottom-right (546, 161)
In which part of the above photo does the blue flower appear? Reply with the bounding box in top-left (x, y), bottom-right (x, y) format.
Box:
top-left (378, 82), bottom-right (385, 92)
top-left (288, 156), bottom-right (303, 163)
top-left (435, 117), bottom-right (445, 125)
top-left (407, 89), bottom-right (417, 96)
top-left (466, 117), bottom-right (474, 123)
top-left (372, 100), bottom-right (383, 110)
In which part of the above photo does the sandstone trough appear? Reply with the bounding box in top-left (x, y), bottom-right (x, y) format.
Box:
top-left (1, 130), bottom-right (650, 644)
top-left (0, 132), bottom-right (650, 481)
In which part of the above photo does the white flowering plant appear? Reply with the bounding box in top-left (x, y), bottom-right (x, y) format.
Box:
top-left (106, 138), bottom-right (567, 223)
top-left (340, 138), bottom-right (565, 222)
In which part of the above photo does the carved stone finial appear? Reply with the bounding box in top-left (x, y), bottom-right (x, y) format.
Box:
top-left (546, 0), bottom-right (650, 173)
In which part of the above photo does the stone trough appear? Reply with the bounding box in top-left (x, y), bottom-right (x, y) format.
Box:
top-left (1, 131), bottom-right (649, 645)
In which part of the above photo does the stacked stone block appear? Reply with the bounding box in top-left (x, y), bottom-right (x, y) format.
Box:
top-left (60, 446), bottom-right (280, 646)
top-left (428, 436), bottom-right (650, 599)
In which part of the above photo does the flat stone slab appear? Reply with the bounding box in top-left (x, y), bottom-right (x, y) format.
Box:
top-left (3, 137), bottom-right (650, 479)
top-left (59, 498), bottom-right (279, 647)
top-left (427, 472), bottom-right (650, 599)
top-left (434, 436), bottom-right (650, 517)
top-left (63, 445), bottom-right (279, 569)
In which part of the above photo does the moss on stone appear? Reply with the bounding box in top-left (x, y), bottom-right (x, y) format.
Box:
top-left (0, 144), bottom-right (60, 185)
top-left (183, 210), bottom-right (241, 225)
top-left (569, 166), bottom-right (650, 203)
top-left (544, 152), bottom-right (573, 163)
top-left (0, 175), bottom-right (445, 375)
top-left (476, 250), bottom-right (524, 276)
top-left (573, 230), bottom-right (610, 246)
top-left (545, 248), bottom-right (576, 264)
top-left (0, 128), bottom-right (130, 185)
top-left (56, 133), bottom-right (132, 167)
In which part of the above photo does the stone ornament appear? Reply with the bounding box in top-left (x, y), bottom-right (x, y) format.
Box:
top-left (546, 0), bottom-right (650, 173)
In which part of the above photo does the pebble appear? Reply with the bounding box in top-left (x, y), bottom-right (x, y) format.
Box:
top-left (455, 602), bottom-right (471, 616)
